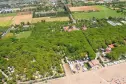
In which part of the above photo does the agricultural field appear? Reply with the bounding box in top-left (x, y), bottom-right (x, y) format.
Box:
top-left (33, 2), bottom-right (68, 18)
top-left (4, 33), bottom-right (14, 38)
top-left (32, 17), bottom-right (70, 23)
top-left (0, 27), bottom-right (8, 39)
top-left (12, 14), bottom-right (32, 25)
top-left (0, 21), bottom-right (12, 27)
top-left (69, 6), bottom-right (100, 12)
top-left (0, 16), bottom-right (13, 27)
top-left (71, 5), bottom-right (125, 19)
top-left (0, 13), bottom-right (17, 17)
top-left (15, 31), bottom-right (32, 39)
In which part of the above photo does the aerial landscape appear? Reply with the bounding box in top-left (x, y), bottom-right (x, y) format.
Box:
top-left (0, 0), bottom-right (126, 84)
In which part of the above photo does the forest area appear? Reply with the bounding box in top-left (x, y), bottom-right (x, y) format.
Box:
top-left (0, 21), bottom-right (126, 82)
top-left (0, 21), bottom-right (95, 82)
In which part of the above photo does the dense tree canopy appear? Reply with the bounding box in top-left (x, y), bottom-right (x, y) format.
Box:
top-left (84, 25), bottom-right (126, 51)
top-left (0, 20), bottom-right (126, 81)
top-left (0, 21), bottom-right (95, 81)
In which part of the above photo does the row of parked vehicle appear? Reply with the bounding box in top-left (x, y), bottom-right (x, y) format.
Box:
top-left (104, 59), bottom-right (126, 67)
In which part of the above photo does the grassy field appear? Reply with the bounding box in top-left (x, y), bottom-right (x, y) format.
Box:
top-left (72, 5), bottom-right (125, 19)
top-left (0, 13), bottom-right (17, 17)
top-left (16, 31), bottom-right (32, 39)
top-left (0, 21), bottom-right (12, 27)
top-left (32, 17), bottom-right (69, 23)
top-left (4, 33), bottom-right (14, 38)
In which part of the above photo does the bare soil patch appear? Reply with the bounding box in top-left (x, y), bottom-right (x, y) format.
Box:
top-left (32, 17), bottom-right (69, 23)
top-left (69, 6), bottom-right (100, 12)
top-left (0, 16), bottom-right (13, 21)
top-left (12, 14), bottom-right (32, 25)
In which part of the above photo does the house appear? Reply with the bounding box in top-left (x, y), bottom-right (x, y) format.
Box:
top-left (88, 60), bottom-right (101, 70)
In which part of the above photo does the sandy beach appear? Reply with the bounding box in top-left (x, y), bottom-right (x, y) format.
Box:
top-left (35, 62), bottom-right (126, 84)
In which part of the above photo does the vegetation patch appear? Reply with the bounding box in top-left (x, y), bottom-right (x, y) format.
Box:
top-left (72, 5), bottom-right (125, 19)
top-left (0, 21), bottom-right (12, 27)
top-left (15, 31), bottom-right (32, 39)
top-left (84, 25), bottom-right (126, 51)
top-left (0, 13), bottom-right (17, 17)
top-left (107, 46), bottom-right (126, 60)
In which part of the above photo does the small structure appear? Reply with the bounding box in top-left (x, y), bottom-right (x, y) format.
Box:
top-left (63, 26), bottom-right (69, 31)
top-left (23, 25), bottom-right (30, 28)
top-left (121, 21), bottom-right (126, 24)
top-left (107, 21), bottom-right (116, 26)
top-left (12, 8), bottom-right (21, 12)
top-left (108, 44), bottom-right (115, 48)
top-left (82, 25), bottom-right (87, 31)
top-left (88, 60), bottom-right (101, 70)
top-left (63, 25), bottom-right (79, 32)
top-left (105, 47), bottom-right (112, 53)
top-left (99, 56), bottom-right (110, 63)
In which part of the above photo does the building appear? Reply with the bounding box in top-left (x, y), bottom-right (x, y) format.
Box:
top-left (88, 60), bottom-right (101, 70)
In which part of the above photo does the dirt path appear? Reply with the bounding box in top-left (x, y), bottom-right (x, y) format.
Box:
top-left (63, 63), bottom-right (72, 76)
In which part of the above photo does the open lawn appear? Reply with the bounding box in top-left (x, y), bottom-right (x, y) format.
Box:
top-left (0, 13), bottom-right (17, 17)
top-left (16, 31), bottom-right (31, 39)
top-left (32, 17), bottom-right (69, 23)
top-left (72, 5), bottom-right (125, 19)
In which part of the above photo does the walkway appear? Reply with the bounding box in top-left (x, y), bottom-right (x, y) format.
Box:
top-left (0, 69), bottom-right (8, 79)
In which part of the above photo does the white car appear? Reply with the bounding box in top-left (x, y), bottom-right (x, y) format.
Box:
top-left (114, 62), bottom-right (118, 64)
top-left (104, 64), bottom-right (107, 67)
top-left (119, 60), bottom-right (123, 63)
top-left (116, 61), bottom-right (120, 64)
top-left (107, 63), bottom-right (111, 66)
top-left (122, 60), bottom-right (125, 62)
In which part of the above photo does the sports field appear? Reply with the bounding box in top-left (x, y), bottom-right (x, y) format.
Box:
top-left (72, 5), bottom-right (125, 19)
top-left (16, 31), bottom-right (32, 39)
